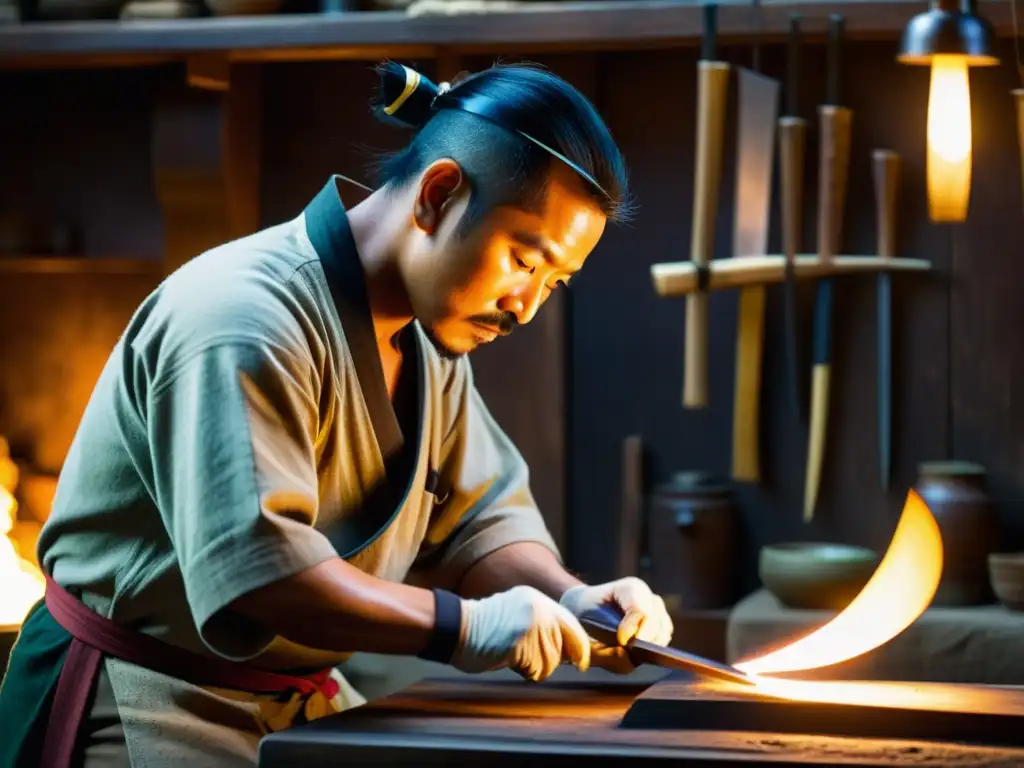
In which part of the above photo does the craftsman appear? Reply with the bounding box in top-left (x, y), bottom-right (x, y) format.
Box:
top-left (0, 61), bottom-right (673, 767)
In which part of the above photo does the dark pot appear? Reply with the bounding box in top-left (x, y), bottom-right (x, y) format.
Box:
top-left (914, 461), bottom-right (1000, 606)
top-left (646, 471), bottom-right (737, 610)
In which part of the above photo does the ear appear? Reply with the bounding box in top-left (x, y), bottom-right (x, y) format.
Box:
top-left (413, 159), bottom-right (465, 235)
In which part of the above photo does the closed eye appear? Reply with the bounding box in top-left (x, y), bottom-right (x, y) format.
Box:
top-left (513, 252), bottom-right (536, 274)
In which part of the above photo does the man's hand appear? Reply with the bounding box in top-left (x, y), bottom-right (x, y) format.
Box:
top-left (559, 577), bottom-right (674, 674)
top-left (451, 586), bottom-right (592, 681)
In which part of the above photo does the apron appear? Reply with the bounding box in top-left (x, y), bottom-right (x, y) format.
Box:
top-left (0, 176), bottom-right (425, 768)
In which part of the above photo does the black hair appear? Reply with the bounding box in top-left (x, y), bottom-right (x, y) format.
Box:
top-left (368, 60), bottom-right (635, 234)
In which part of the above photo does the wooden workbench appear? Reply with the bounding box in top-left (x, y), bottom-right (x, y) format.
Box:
top-left (257, 676), bottom-right (1024, 766)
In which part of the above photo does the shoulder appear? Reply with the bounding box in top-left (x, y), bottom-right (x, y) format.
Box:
top-left (126, 218), bottom-right (327, 391)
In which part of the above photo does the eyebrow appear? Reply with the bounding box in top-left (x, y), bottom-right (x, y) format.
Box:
top-left (512, 230), bottom-right (580, 272)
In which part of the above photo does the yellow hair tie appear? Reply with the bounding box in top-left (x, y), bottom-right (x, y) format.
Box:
top-left (384, 66), bottom-right (422, 116)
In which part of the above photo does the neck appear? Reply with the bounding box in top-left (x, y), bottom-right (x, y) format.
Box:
top-left (346, 187), bottom-right (415, 350)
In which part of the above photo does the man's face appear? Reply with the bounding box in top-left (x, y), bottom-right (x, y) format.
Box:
top-left (404, 161), bottom-right (607, 359)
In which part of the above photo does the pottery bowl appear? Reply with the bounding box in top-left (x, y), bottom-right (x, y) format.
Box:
top-left (759, 542), bottom-right (881, 610)
top-left (988, 552), bottom-right (1024, 611)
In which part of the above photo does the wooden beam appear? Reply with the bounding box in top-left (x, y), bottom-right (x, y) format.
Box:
top-left (0, 1), bottom-right (1018, 71)
top-left (152, 63), bottom-right (262, 275)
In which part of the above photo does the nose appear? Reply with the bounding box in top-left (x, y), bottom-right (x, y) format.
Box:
top-left (497, 278), bottom-right (545, 326)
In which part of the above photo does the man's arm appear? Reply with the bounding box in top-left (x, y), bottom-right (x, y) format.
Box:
top-left (456, 541), bottom-right (583, 601)
top-left (146, 329), bottom-right (449, 662)
top-left (229, 557), bottom-right (436, 655)
top-left (230, 551), bottom-right (595, 681)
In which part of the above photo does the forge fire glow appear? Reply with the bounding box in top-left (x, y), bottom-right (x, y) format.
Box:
top-left (733, 490), bottom-right (943, 699)
top-left (0, 439), bottom-right (45, 627)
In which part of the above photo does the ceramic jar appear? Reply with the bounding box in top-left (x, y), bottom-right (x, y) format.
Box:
top-left (914, 461), bottom-right (1000, 606)
top-left (646, 471), bottom-right (738, 610)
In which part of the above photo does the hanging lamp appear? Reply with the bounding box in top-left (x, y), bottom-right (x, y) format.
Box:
top-left (897, 0), bottom-right (999, 222)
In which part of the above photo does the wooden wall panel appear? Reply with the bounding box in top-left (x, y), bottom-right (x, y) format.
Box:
top-left (259, 60), bottom-right (418, 225)
top-left (0, 68), bottom-right (163, 258)
top-left (0, 67), bottom-right (163, 470)
top-left (154, 62), bottom-right (263, 274)
top-left (951, 39), bottom-right (1024, 547)
top-left (572, 41), bottom-right (952, 588)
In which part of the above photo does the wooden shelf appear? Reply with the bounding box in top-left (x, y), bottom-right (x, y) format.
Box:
top-left (0, 256), bottom-right (163, 275)
top-left (0, 0), bottom-right (1017, 71)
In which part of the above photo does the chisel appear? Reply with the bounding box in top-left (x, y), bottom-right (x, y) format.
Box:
top-left (730, 0), bottom-right (780, 483)
top-left (873, 150), bottom-right (901, 490)
top-left (779, 14), bottom-right (807, 421)
top-left (803, 15), bottom-right (853, 522)
top-left (683, 3), bottom-right (730, 409)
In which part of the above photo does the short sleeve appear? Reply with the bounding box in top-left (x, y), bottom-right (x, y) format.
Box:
top-left (412, 358), bottom-right (560, 591)
top-left (147, 340), bottom-right (338, 660)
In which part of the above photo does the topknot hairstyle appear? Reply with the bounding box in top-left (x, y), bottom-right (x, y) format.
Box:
top-left (368, 60), bottom-right (635, 232)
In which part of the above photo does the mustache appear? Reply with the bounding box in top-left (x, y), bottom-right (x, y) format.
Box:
top-left (468, 313), bottom-right (518, 336)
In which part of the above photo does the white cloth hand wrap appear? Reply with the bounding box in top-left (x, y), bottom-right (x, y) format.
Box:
top-left (450, 585), bottom-right (592, 681)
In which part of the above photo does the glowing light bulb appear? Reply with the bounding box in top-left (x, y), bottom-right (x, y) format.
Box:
top-left (926, 54), bottom-right (972, 222)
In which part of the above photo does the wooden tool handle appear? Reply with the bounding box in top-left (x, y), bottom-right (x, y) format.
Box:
top-left (732, 285), bottom-right (765, 482)
top-left (804, 275), bottom-right (834, 522)
top-left (873, 150), bottom-right (901, 259)
top-left (816, 105), bottom-right (853, 262)
top-left (779, 117), bottom-right (807, 259)
top-left (683, 60), bottom-right (730, 409)
top-left (804, 359), bottom-right (831, 522)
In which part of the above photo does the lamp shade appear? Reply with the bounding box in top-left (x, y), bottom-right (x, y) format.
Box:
top-left (897, 0), bottom-right (998, 66)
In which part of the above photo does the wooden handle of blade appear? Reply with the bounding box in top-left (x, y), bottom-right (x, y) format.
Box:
top-left (732, 285), bottom-right (765, 482)
top-left (779, 117), bottom-right (807, 258)
top-left (683, 61), bottom-right (730, 409)
top-left (816, 106), bottom-right (853, 262)
top-left (873, 150), bottom-right (901, 259)
top-left (803, 363), bottom-right (831, 522)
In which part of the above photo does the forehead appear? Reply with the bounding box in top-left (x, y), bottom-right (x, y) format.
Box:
top-left (492, 167), bottom-right (607, 265)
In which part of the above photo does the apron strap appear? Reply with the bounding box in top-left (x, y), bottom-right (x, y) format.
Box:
top-left (41, 575), bottom-right (332, 768)
top-left (39, 634), bottom-right (103, 768)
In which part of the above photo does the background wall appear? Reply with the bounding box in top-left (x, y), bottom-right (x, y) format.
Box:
top-left (1, 38), bottom-right (1022, 596)
top-left (568, 39), bottom-right (1023, 592)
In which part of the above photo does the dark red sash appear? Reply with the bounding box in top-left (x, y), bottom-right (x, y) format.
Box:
top-left (42, 575), bottom-right (334, 768)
